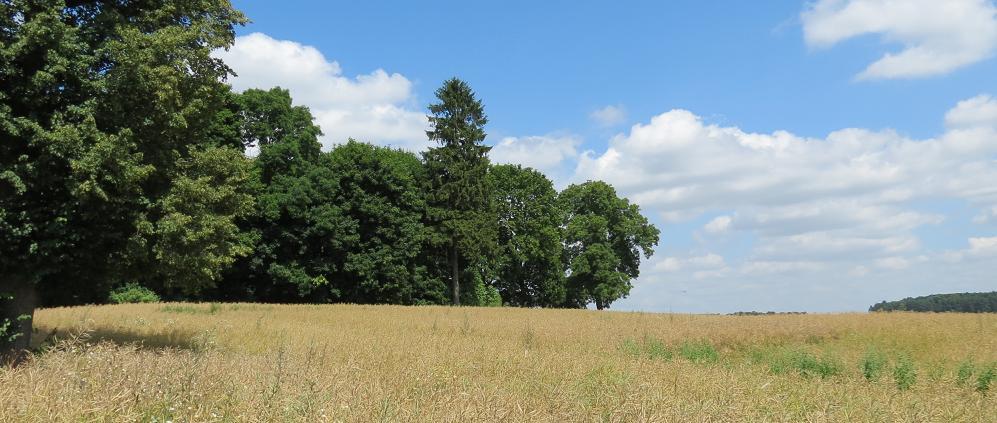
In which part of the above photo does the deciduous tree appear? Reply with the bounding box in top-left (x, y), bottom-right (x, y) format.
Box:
top-left (0, 0), bottom-right (249, 362)
top-left (559, 181), bottom-right (659, 310)
top-left (490, 164), bottom-right (566, 307)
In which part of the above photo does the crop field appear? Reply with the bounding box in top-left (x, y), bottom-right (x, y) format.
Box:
top-left (1, 304), bottom-right (995, 422)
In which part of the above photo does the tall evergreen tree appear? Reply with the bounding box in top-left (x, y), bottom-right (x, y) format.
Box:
top-left (422, 78), bottom-right (497, 305)
top-left (0, 0), bottom-right (249, 362)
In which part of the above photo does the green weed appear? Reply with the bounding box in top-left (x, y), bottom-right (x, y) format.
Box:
top-left (679, 340), bottom-right (718, 364)
top-left (956, 359), bottom-right (975, 387)
top-left (893, 355), bottom-right (916, 391)
top-left (976, 363), bottom-right (995, 394)
top-left (861, 348), bottom-right (887, 381)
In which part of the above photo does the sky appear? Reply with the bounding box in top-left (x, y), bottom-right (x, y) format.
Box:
top-left (217, 0), bottom-right (997, 313)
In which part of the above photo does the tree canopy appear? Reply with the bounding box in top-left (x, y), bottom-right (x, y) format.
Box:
top-left (559, 181), bottom-right (660, 310)
top-left (870, 292), bottom-right (997, 313)
top-left (491, 164), bottom-right (565, 307)
top-left (422, 78), bottom-right (497, 306)
top-left (0, 3), bottom-right (661, 361)
top-left (1, 0), bottom-right (249, 362)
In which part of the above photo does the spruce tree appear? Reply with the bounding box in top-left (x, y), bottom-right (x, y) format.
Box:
top-left (422, 78), bottom-right (497, 305)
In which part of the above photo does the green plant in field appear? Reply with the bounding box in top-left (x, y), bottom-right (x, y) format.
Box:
top-left (108, 283), bottom-right (161, 304)
top-left (893, 355), bottom-right (917, 391)
top-left (620, 338), bottom-right (642, 358)
top-left (619, 336), bottom-right (673, 361)
top-left (956, 359), bottom-right (975, 387)
top-left (976, 363), bottom-right (995, 394)
top-left (861, 348), bottom-right (887, 381)
top-left (159, 303), bottom-right (221, 315)
top-left (679, 340), bottom-right (718, 364)
top-left (770, 350), bottom-right (840, 379)
top-left (645, 337), bottom-right (672, 361)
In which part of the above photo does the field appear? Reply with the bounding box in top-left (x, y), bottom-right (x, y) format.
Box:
top-left (1, 304), bottom-right (995, 422)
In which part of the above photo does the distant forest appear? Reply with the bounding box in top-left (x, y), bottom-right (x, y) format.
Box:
top-left (869, 292), bottom-right (997, 313)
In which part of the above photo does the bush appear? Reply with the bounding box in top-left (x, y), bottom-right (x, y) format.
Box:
top-left (770, 350), bottom-right (840, 379)
top-left (893, 355), bottom-right (917, 391)
top-left (108, 283), bottom-right (160, 304)
top-left (977, 363), bottom-right (995, 394)
top-left (861, 348), bottom-right (887, 381)
top-left (471, 282), bottom-right (502, 307)
top-left (956, 359), bottom-right (975, 386)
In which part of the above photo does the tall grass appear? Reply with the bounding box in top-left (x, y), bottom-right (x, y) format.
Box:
top-left (0, 304), bottom-right (994, 421)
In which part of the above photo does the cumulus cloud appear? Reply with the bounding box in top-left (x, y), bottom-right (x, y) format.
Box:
top-left (802, 0), bottom-right (997, 79)
top-left (574, 94), bottom-right (997, 288)
top-left (946, 94), bottom-right (997, 130)
top-left (213, 33), bottom-right (429, 151)
top-left (590, 105), bottom-right (627, 127)
top-left (489, 135), bottom-right (580, 178)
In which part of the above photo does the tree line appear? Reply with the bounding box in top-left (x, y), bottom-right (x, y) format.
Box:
top-left (0, 0), bottom-right (659, 362)
top-left (869, 292), bottom-right (997, 313)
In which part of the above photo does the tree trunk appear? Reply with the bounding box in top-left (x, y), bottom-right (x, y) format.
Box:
top-left (1, 275), bottom-right (36, 366)
top-left (450, 241), bottom-right (460, 306)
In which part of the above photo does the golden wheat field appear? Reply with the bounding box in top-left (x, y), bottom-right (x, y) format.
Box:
top-left (0, 304), bottom-right (995, 422)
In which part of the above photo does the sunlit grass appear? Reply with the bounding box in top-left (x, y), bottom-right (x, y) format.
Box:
top-left (1, 304), bottom-right (994, 421)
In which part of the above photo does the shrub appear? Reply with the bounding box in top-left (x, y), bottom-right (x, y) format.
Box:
top-left (956, 359), bottom-right (975, 387)
top-left (861, 348), bottom-right (887, 381)
top-left (893, 355), bottom-right (917, 391)
top-left (977, 363), bottom-right (995, 394)
top-left (108, 283), bottom-right (160, 304)
top-left (771, 350), bottom-right (840, 379)
top-left (470, 282), bottom-right (502, 307)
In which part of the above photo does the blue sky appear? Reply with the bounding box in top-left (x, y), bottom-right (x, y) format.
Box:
top-left (221, 0), bottom-right (997, 312)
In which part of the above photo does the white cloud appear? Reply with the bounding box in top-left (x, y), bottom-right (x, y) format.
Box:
top-left (590, 105), bottom-right (627, 127)
top-left (704, 215), bottom-right (733, 234)
top-left (946, 95), bottom-right (997, 130)
top-left (574, 94), bottom-right (997, 280)
top-left (969, 236), bottom-right (997, 254)
top-left (489, 135), bottom-right (580, 177)
top-left (802, 0), bottom-right (997, 79)
top-left (875, 256), bottom-right (911, 270)
top-left (740, 260), bottom-right (825, 275)
top-left (655, 253), bottom-right (726, 272)
top-left (213, 33), bottom-right (429, 151)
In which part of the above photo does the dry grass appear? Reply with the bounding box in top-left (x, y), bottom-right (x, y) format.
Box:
top-left (1, 303), bottom-right (995, 422)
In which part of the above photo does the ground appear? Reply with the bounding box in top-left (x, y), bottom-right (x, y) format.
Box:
top-left (1, 303), bottom-right (995, 421)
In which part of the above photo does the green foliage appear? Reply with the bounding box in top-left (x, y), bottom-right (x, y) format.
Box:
top-left (769, 350), bottom-right (840, 379)
top-left (159, 303), bottom-right (222, 315)
top-left (470, 281), bottom-right (502, 307)
top-left (957, 359), bottom-right (975, 386)
top-left (977, 363), bottom-right (995, 394)
top-left (0, 0), bottom-right (248, 356)
top-left (869, 291), bottom-right (997, 312)
top-left (861, 348), bottom-right (887, 381)
top-left (108, 283), bottom-right (161, 304)
top-left (324, 141), bottom-right (442, 305)
top-left (559, 181), bottom-right (660, 309)
top-left (620, 336), bottom-right (673, 361)
top-left (679, 341), bottom-right (719, 364)
top-left (893, 355), bottom-right (917, 391)
top-left (490, 164), bottom-right (565, 307)
top-left (422, 78), bottom-right (497, 305)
